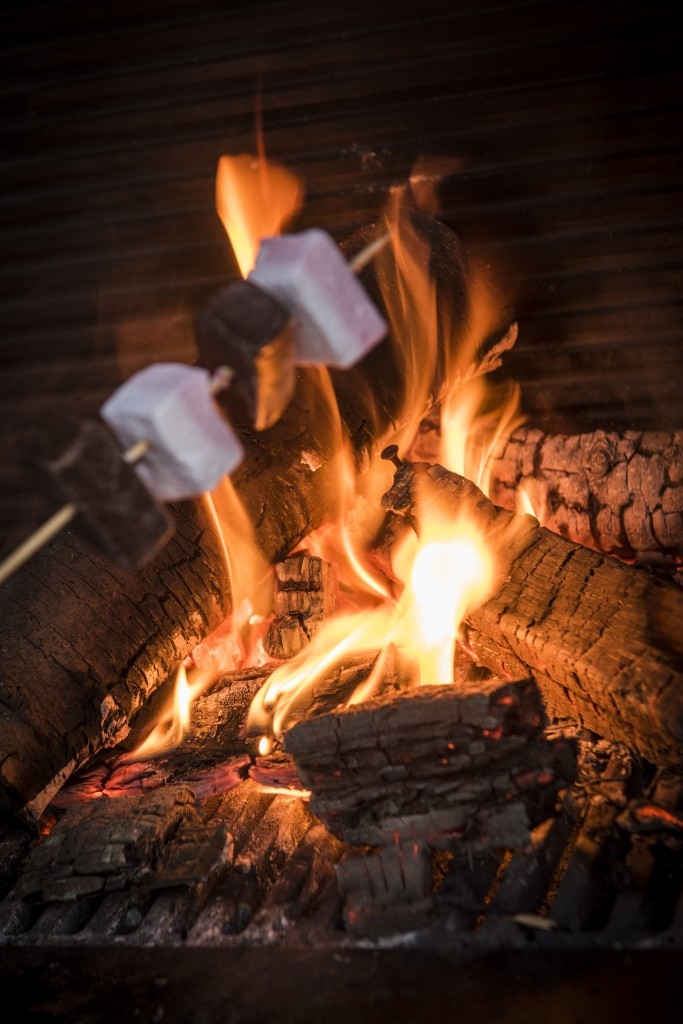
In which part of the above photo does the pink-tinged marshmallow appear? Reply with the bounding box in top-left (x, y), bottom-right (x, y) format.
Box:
top-left (248, 228), bottom-right (387, 368)
top-left (101, 363), bottom-right (243, 501)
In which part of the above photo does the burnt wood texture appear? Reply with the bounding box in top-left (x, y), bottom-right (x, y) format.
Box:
top-left (409, 421), bottom-right (683, 567)
top-left (489, 427), bottom-right (683, 567)
top-left (382, 461), bottom-right (683, 768)
top-left (285, 677), bottom-right (576, 848)
top-left (0, 500), bottom-right (231, 821)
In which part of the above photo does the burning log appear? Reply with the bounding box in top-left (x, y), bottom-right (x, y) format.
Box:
top-left (15, 786), bottom-right (231, 903)
top-left (285, 677), bottom-right (575, 939)
top-left (490, 426), bottom-right (683, 567)
top-left (0, 209), bottom-right (513, 822)
top-left (382, 460), bottom-right (683, 768)
top-left (285, 678), bottom-right (575, 849)
top-left (264, 554), bottom-right (337, 659)
top-left (0, 499), bottom-right (231, 823)
top-left (410, 420), bottom-right (683, 567)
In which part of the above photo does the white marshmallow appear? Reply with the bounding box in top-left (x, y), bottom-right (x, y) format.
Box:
top-left (101, 363), bottom-right (244, 501)
top-left (248, 228), bottom-right (387, 368)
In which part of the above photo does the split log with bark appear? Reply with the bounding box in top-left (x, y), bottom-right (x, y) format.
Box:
top-left (382, 460), bottom-right (683, 768)
top-left (409, 420), bottom-right (683, 567)
top-left (0, 210), bottom-right (513, 821)
top-left (490, 426), bottom-right (683, 567)
top-left (0, 500), bottom-right (231, 822)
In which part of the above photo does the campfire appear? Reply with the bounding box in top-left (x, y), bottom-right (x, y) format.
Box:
top-left (0, 145), bottom-right (682, 957)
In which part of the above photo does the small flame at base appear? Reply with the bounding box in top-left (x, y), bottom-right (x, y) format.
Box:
top-left (127, 664), bottom-right (199, 760)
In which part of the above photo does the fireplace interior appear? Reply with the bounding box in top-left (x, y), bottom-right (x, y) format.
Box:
top-left (1, 0), bottom-right (682, 1020)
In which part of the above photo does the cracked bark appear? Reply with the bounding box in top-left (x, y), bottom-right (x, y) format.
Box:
top-left (490, 427), bottom-right (683, 567)
top-left (382, 461), bottom-right (683, 768)
top-left (410, 421), bottom-right (683, 567)
top-left (285, 677), bottom-right (576, 849)
top-left (0, 500), bottom-right (231, 821)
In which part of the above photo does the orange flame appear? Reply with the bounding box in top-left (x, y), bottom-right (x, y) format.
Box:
top-left (439, 377), bottom-right (523, 497)
top-left (128, 663), bottom-right (210, 760)
top-left (137, 153), bottom-right (522, 769)
top-left (246, 167), bottom-right (517, 745)
top-left (216, 153), bottom-right (303, 277)
top-left (247, 490), bottom-right (493, 740)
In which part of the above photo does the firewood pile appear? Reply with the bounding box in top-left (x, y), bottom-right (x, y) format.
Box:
top-left (1, 535), bottom-right (682, 949)
top-left (0, 209), bottom-right (681, 951)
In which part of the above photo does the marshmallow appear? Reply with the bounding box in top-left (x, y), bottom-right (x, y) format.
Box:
top-left (194, 279), bottom-right (295, 431)
top-left (248, 228), bottom-right (387, 368)
top-left (101, 363), bottom-right (243, 501)
top-left (23, 416), bottom-right (173, 568)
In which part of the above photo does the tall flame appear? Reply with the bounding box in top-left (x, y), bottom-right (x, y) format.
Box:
top-left (247, 169), bottom-right (517, 743)
top-left (216, 153), bottom-right (303, 277)
top-left (134, 152), bottom-right (522, 765)
top-left (247, 493), bottom-right (494, 740)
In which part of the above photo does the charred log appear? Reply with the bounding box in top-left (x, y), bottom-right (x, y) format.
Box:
top-left (0, 500), bottom-right (230, 822)
top-left (285, 677), bottom-right (576, 849)
top-left (490, 426), bottom-right (683, 567)
top-left (383, 461), bottom-right (683, 768)
top-left (264, 554), bottom-right (337, 659)
top-left (15, 786), bottom-right (230, 903)
top-left (409, 420), bottom-right (683, 567)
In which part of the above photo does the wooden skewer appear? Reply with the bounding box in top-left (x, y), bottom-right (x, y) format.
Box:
top-left (349, 230), bottom-right (393, 274)
top-left (0, 232), bottom-right (392, 587)
top-left (0, 371), bottom-right (231, 587)
top-left (0, 439), bottom-right (151, 586)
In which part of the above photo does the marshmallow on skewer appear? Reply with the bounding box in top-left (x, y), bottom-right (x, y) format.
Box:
top-left (248, 228), bottom-right (388, 368)
top-left (101, 363), bottom-right (243, 502)
top-left (194, 279), bottom-right (295, 431)
top-left (23, 417), bottom-right (173, 568)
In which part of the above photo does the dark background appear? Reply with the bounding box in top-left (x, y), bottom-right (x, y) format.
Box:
top-left (1, 0), bottom-right (682, 556)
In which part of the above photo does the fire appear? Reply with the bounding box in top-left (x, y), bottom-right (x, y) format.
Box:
top-left (439, 377), bottom-right (523, 494)
top-left (134, 150), bottom-right (522, 767)
top-left (216, 152), bottom-right (303, 277)
top-left (127, 663), bottom-right (207, 760)
top-left (247, 491), bottom-right (494, 740)
top-left (407, 525), bottom-right (492, 684)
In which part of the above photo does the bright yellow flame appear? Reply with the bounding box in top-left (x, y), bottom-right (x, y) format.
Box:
top-left (408, 527), bottom-right (492, 684)
top-left (439, 377), bottom-right (523, 497)
top-left (248, 498), bottom-right (493, 738)
top-left (516, 484), bottom-right (537, 517)
top-left (128, 664), bottom-right (209, 760)
top-left (216, 153), bottom-right (303, 277)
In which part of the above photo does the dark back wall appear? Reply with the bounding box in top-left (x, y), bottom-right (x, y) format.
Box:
top-left (1, 0), bottom-right (681, 555)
